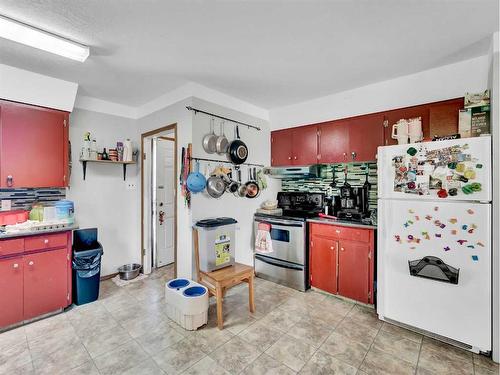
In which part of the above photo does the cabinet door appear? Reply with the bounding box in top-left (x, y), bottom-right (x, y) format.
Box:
top-left (338, 240), bottom-right (370, 303)
top-left (23, 248), bottom-right (69, 320)
top-left (0, 257), bottom-right (24, 327)
top-left (428, 98), bottom-right (463, 138)
top-left (383, 105), bottom-right (430, 146)
top-left (318, 120), bottom-right (350, 163)
top-left (271, 129), bottom-right (293, 166)
top-left (291, 126), bottom-right (318, 165)
top-left (348, 113), bottom-right (385, 162)
top-left (310, 235), bottom-right (337, 294)
top-left (0, 101), bottom-right (69, 188)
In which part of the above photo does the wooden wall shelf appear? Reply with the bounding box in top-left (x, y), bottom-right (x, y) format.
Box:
top-left (79, 159), bottom-right (136, 181)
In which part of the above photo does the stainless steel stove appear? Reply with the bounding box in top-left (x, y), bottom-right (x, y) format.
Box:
top-left (253, 192), bottom-right (324, 291)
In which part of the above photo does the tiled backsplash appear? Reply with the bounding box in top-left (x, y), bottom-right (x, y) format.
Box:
top-left (0, 188), bottom-right (66, 211)
top-left (281, 162), bottom-right (378, 210)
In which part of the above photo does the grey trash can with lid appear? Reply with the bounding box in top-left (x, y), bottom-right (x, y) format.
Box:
top-left (194, 217), bottom-right (237, 272)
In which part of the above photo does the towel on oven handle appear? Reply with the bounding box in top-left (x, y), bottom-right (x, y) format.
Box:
top-left (255, 222), bottom-right (273, 254)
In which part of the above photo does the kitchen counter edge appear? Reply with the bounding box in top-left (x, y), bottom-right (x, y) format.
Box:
top-left (0, 224), bottom-right (80, 239)
top-left (307, 218), bottom-right (377, 230)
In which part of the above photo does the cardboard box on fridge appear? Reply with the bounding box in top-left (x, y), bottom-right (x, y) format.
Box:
top-left (458, 105), bottom-right (490, 138)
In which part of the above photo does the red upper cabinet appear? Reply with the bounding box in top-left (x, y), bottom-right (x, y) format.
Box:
top-left (291, 126), bottom-right (318, 165)
top-left (0, 257), bottom-right (24, 327)
top-left (0, 100), bottom-right (69, 188)
top-left (310, 235), bottom-right (337, 295)
top-left (348, 113), bottom-right (385, 162)
top-left (271, 129), bottom-right (293, 166)
top-left (271, 126), bottom-right (318, 166)
top-left (318, 120), bottom-right (350, 164)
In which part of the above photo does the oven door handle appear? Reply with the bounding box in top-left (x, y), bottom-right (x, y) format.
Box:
top-left (255, 254), bottom-right (304, 271)
top-left (254, 218), bottom-right (304, 227)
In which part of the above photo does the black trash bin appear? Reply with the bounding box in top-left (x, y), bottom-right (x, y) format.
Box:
top-left (72, 229), bottom-right (103, 305)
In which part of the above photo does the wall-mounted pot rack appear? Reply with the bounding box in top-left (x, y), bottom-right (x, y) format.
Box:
top-left (189, 156), bottom-right (264, 168)
top-left (186, 106), bottom-right (261, 131)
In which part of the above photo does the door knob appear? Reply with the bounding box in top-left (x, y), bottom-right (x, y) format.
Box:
top-left (351, 151), bottom-right (357, 160)
top-left (288, 156), bottom-right (291, 160)
top-left (44, 239), bottom-right (49, 244)
top-left (6, 175), bottom-right (13, 187)
top-left (335, 230), bottom-right (341, 234)
top-left (13, 263), bottom-right (18, 269)
top-left (28, 261), bottom-right (34, 266)
top-left (293, 156), bottom-right (297, 160)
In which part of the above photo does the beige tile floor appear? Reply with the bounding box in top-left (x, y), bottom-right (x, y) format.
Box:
top-left (1, 265), bottom-right (498, 375)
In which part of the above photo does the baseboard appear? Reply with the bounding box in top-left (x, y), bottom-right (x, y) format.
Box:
top-left (100, 272), bottom-right (118, 281)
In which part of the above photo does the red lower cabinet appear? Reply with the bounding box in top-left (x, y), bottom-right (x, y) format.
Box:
top-left (23, 248), bottom-right (69, 320)
top-left (309, 223), bottom-right (374, 304)
top-left (0, 256), bottom-right (24, 327)
top-left (310, 235), bottom-right (337, 294)
top-left (0, 231), bottom-right (71, 328)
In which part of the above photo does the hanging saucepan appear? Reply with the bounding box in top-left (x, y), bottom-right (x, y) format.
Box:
top-left (216, 121), bottom-right (229, 155)
top-left (186, 161), bottom-right (206, 193)
top-left (206, 175), bottom-right (226, 198)
top-left (202, 118), bottom-right (217, 154)
top-left (245, 168), bottom-right (260, 198)
top-left (228, 125), bottom-right (248, 164)
top-left (227, 168), bottom-right (240, 194)
top-left (237, 168), bottom-right (247, 197)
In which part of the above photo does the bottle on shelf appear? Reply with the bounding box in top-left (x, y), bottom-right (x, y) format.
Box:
top-left (102, 148), bottom-right (109, 160)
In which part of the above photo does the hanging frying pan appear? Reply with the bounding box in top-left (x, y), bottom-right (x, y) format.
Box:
top-left (228, 125), bottom-right (248, 164)
top-left (202, 118), bottom-right (217, 154)
top-left (245, 168), bottom-right (260, 198)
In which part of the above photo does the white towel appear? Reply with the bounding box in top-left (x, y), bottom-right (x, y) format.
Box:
top-left (255, 222), bottom-right (273, 254)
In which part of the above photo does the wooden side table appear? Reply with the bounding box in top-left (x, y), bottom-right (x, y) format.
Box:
top-left (193, 229), bottom-right (255, 329)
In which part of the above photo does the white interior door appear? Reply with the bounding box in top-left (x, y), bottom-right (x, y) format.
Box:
top-left (155, 138), bottom-right (175, 267)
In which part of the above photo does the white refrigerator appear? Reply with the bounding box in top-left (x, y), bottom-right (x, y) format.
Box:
top-left (377, 136), bottom-right (492, 353)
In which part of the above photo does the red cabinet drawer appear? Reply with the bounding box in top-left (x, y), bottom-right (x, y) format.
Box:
top-left (25, 233), bottom-right (68, 251)
top-left (0, 238), bottom-right (24, 256)
top-left (310, 224), bottom-right (370, 242)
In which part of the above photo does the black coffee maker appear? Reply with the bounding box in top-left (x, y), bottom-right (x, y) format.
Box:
top-left (332, 166), bottom-right (370, 221)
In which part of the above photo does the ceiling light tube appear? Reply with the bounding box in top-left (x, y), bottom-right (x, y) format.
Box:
top-left (0, 14), bottom-right (89, 62)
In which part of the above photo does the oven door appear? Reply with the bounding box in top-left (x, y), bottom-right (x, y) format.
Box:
top-left (254, 253), bottom-right (306, 292)
top-left (253, 217), bottom-right (305, 265)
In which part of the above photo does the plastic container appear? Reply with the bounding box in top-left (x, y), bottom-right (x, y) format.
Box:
top-left (165, 278), bottom-right (208, 330)
top-left (194, 217), bottom-right (237, 272)
top-left (72, 229), bottom-right (103, 305)
top-left (55, 200), bottom-right (74, 224)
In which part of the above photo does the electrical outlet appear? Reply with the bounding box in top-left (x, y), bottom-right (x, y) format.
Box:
top-left (126, 182), bottom-right (137, 190)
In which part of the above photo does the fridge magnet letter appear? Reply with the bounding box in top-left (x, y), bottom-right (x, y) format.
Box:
top-left (451, 229), bottom-right (458, 235)
top-left (471, 224), bottom-right (477, 229)
top-left (408, 209), bottom-right (415, 214)
top-left (415, 215), bottom-right (420, 221)
top-left (435, 233), bottom-right (442, 238)
top-left (467, 245), bottom-right (475, 249)
top-left (394, 235), bottom-right (401, 243)
top-left (422, 231), bottom-right (430, 240)
top-left (471, 255), bottom-right (479, 261)
top-left (477, 241), bottom-right (485, 247)
top-left (468, 229), bottom-right (475, 234)
top-left (449, 218), bottom-right (458, 224)
top-left (425, 215), bottom-right (432, 220)
top-left (434, 206), bottom-right (439, 211)
top-left (404, 222), bottom-right (410, 228)
top-left (457, 240), bottom-right (468, 245)
top-left (462, 225), bottom-right (468, 230)
top-left (467, 209), bottom-right (474, 215)
top-left (444, 246), bottom-right (451, 251)
top-left (440, 223), bottom-right (446, 229)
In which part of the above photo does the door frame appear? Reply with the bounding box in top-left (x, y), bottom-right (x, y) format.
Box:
top-left (141, 123), bottom-right (177, 277)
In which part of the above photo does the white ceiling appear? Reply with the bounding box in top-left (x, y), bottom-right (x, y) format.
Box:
top-left (0, 0), bottom-right (498, 110)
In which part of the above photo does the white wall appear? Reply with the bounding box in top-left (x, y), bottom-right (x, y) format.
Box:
top-left (0, 63), bottom-right (78, 112)
top-left (270, 55), bottom-right (490, 129)
top-left (190, 98), bottom-right (280, 268)
top-left (67, 109), bottom-right (140, 276)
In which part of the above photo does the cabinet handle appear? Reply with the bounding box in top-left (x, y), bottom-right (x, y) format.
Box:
top-left (351, 151), bottom-right (357, 161)
top-left (335, 230), bottom-right (341, 234)
top-left (330, 246), bottom-right (334, 250)
top-left (6, 175), bottom-right (13, 187)
top-left (28, 261), bottom-right (34, 266)
top-left (340, 247), bottom-right (345, 251)
top-left (13, 263), bottom-right (19, 269)
top-left (343, 152), bottom-right (347, 161)
top-left (294, 156), bottom-right (297, 160)
top-left (288, 156), bottom-right (291, 160)
top-left (44, 239), bottom-right (49, 244)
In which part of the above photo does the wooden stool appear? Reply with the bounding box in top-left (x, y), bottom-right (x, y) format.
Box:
top-left (193, 229), bottom-right (255, 329)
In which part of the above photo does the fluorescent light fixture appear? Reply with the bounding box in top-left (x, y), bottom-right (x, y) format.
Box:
top-left (0, 15), bottom-right (89, 62)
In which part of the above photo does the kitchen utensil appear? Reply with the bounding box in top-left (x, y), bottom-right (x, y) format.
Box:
top-left (408, 117), bottom-right (423, 143)
top-left (262, 200), bottom-right (278, 210)
top-left (228, 125), bottom-right (248, 164)
top-left (226, 168), bottom-right (240, 193)
top-left (391, 119), bottom-right (409, 145)
top-left (237, 168), bottom-right (247, 197)
top-left (256, 169), bottom-right (267, 190)
top-left (202, 118), bottom-right (217, 154)
top-left (206, 175), bottom-right (226, 198)
top-left (245, 168), bottom-right (260, 198)
top-left (216, 121), bottom-right (229, 155)
top-left (117, 263), bottom-right (142, 280)
top-left (186, 161), bottom-right (206, 193)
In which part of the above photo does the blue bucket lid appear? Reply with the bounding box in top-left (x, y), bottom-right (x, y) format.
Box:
top-left (182, 286), bottom-right (206, 297)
